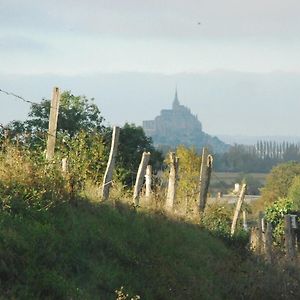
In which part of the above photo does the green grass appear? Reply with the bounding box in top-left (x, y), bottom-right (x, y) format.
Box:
top-left (0, 199), bottom-right (299, 299)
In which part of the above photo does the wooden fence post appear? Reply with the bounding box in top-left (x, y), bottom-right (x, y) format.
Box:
top-left (230, 183), bottom-right (247, 236)
top-left (198, 148), bottom-right (213, 213)
top-left (265, 222), bottom-right (273, 264)
top-left (185, 192), bottom-right (189, 217)
top-left (165, 152), bottom-right (179, 213)
top-left (133, 152), bottom-right (151, 206)
top-left (46, 87), bottom-right (60, 160)
top-left (250, 227), bottom-right (259, 252)
top-left (144, 165), bottom-right (152, 205)
top-left (242, 210), bottom-right (248, 231)
top-left (101, 126), bottom-right (120, 201)
top-left (62, 157), bottom-right (68, 173)
top-left (284, 214), bottom-right (296, 261)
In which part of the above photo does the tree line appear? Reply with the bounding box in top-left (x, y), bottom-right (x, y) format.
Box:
top-left (0, 91), bottom-right (164, 187)
top-left (2, 89), bottom-right (299, 177)
top-left (214, 141), bottom-right (300, 173)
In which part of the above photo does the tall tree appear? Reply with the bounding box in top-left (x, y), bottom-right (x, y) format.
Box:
top-left (105, 123), bottom-right (163, 186)
top-left (3, 91), bottom-right (105, 149)
top-left (260, 161), bottom-right (300, 207)
top-left (26, 91), bottom-right (104, 136)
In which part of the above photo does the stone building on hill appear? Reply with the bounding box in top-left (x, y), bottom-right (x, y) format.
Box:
top-left (142, 90), bottom-right (228, 153)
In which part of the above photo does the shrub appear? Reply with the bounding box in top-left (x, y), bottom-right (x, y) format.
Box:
top-left (260, 161), bottom-right (300, 207)
top-left (57, 130), bottom-right (107, 188)
top-left (265, 177), bottom-right (300, 245)
top-left (202, 202), bottom-right (233, 238)
top-left (0, 146), bottom-right (68, 214)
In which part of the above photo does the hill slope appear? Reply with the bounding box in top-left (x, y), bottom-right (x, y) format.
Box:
top-left (0, 200), bottom-right (299, 299)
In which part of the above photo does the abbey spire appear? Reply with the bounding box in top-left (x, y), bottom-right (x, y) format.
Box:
top-left (172, 88), bottom-right (180, 109)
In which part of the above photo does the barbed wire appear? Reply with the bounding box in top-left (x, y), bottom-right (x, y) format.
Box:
top-left (0, 87), bottom-right (61, 143)
top-left (0, 88), bottom-right (40, 105)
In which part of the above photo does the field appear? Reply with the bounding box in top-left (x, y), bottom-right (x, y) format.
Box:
top-left (210, 172), bottom-right (268, 195)
top-left (213, 172), bottom-right (267, 184)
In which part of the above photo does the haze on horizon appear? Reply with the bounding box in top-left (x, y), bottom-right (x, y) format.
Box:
top-left (1, 0), bottom-right (300, 138)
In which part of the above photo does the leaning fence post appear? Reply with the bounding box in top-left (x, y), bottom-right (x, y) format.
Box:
top-left (257, 211), bottom-right (265, 255)
top-left (242, 210), bottom-right (248, 231)
top-left (46, 87), bottom-right (60, 160)
top-left (101, 126), bottom-right (120, 201)
top-left (265, 222), bottom-right (273, 264)
top-left (133, 152), bottom-right (151, 206)
top-left (165, 152), bottom-right (179, 213)
top-left (284, 214), bottom-right (296, 261)
top-left (230, 183), bottom-right (247, 236)
top-left (198, 148), bottom-right (213, 213)
top-left (144, 165), bottom-right (152, 203)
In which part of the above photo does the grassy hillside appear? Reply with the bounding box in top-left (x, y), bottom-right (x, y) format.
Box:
top-left (0, 199), bottom-right (299, 300)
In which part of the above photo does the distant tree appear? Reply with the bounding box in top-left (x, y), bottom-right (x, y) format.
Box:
top-left (105, 123), bottom-right (163, 187)
top-left (259, 161), bottom-right (300, 207)
top-left (214, 144), bottom-right (262, 173)
top-left (283, 144), bottom-right (300, 161)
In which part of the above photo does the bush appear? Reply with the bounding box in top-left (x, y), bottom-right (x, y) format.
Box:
top-left (202, 202), bottom-right (233, 238)
top-left (260, 162), bottom-right (300, 207)
top-left (265, 177), bottom-right (300, 245)
top-left (0, 146), bottom-right (68, 214)
top-left (57, 130), bottom-right (107, 188)
top-left (202, 202), bottom-right (249, 250)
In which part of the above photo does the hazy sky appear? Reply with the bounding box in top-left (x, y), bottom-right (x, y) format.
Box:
top-left (1, 0), bottom-right (300, 137)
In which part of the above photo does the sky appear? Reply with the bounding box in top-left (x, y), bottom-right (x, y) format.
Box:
top-left (0, 0), bottom-right (300, 138)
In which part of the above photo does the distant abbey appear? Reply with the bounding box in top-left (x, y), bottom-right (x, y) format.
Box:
top-left (142, 90), bottom-right (228, 153)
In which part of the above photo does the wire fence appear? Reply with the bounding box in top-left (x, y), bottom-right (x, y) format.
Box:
top-left (0, 88), bottom-right (61, 143)
top-left (0, 86), bottom-right (221, 205)
top-left (0, 88), bottom-right (40, 106)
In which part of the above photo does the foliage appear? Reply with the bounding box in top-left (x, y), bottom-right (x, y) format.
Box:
top-left (172, 146), bottom-right (201, 213)
top-left (1, 92), bottom-right (163, 195)
top-left (0, 139), bottom-right (299, 298)
top-left (0, 146), bottom-right (68, 213)
top-left (202, 202), bottom-right (249, 250)
top-left (287, 176), bottom-right (300, 211)
top-left (259, 161), bottom-right (300, 207)
top-left (115, 287), bottom-right (140, 300)
top-left (202, 202), bottom-right (233, 238)
top-left (113, 123), bottom-right (163, 187)
top-left (176, 146), bottom-right (201, 193)
top-left (57, 130), bottom-right (108, 187)
top-left (215, 144), bottom-right (261, 173)
top-left (215, 142), bottom-right (300, 173)
top-left (3, 91), bottom-right (105, 150)
top-left (27, 91), bottom-right (104, 136)
top-left (265, 197), bottom-right (293, 244)
top-left (265, 176), bottom-right (300, 244)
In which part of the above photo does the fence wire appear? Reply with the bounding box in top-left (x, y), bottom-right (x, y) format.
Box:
top-left (0, 88), bottom-right (40, 105)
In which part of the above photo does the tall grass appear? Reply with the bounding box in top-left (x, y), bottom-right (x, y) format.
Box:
top-left (0, 145), bottom-right (299, 299)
